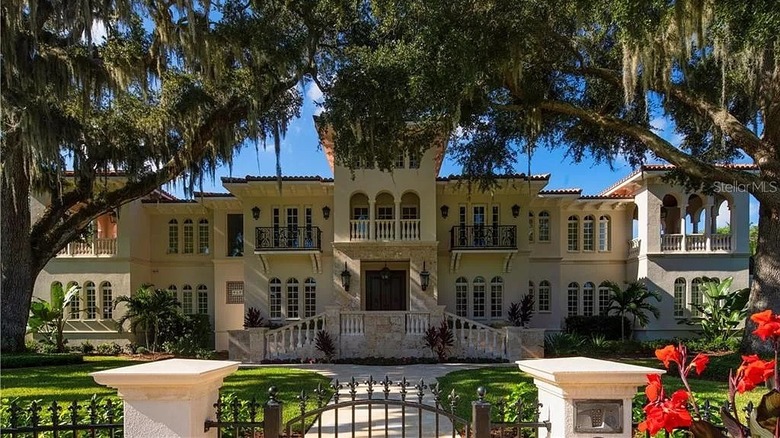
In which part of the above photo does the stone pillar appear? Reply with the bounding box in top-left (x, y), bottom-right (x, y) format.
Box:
top-left (517, 357), bottom-right (663, 438)
top-left (92, 359), bottom-right (240, 438)
top-left (324, 305), bottom-right (342, 358)
top-left (680, 204), bottom-right (687, 251)
top-left (704, 197), bottom-right (714, 251)
top-left (504, 327), bottom-right (544, 359)
top-left (394, 200), bottom-right (401, 240)
top-left (369, 200), bottom-right (376, 240)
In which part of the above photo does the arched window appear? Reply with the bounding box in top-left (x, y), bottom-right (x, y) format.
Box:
top-left (197, 285), bottom-right (209, 315)
top-left (674, 278), bottom-right (686, 318)
top-left (567, 282), bottom-right (580, 316)
top-left (567, 216), bottom-right (579, 251)
top-left (182, 285), bottom-right (193, 314)
top-left (183, 219), bottom-right (194, 254)
top-left (583, 282), bottom-right (595, 316)
top-left (84, 281), bottom-right (97, 319)
top-left (167, 284), bottom-right (178, 299)
top-left (490, 277), bottom-right (504, 319)
top-left (691, 278), bottom-right (703, 316)
top-left (598, 216), bottom-right (611, 251)
top-left (67, 282), bottom-right (80, 320)
top-left (538, 281), bottom-right (551, 312)
top-left (168, 219), bottom-right (179, 253)
top-left (455, 277), bottom-right (468, 317)
top-left (198, 219), bottom-right (209, 254)
top-left (583, 215), bottom-right (595, 251)
top-left (538, 211), bottom-right (550, 242)
top-left (472, 277), bottom-right (486, 318)
top-left (528, 281), bottom-right (535, 312)
top-left (286, 278), bottom-right (300, 319)
top-left (100, 282), bottom-right (113, 319)
top-left (598, 283), bottom-right (611, 315)
top-left (269, 278), bottom-right (282, 319)
top-left (528, 211), bottom-right (535, 243)
top-left (304, 278), bottom-right (316, 318)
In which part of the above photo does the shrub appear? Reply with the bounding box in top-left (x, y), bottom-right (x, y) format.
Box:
top-left (95, 342), bottom-right (122, 355)
top-left (678, 277), bottom-right (748, 345)
top-left (159, 314), bottom-right (212, 356)
top-left (544, 332), bottom-right (586, 357)
top-left (1, 353), bottom-right (84, 369)
top-left (136, 346), bottom-right (149, 355)
top-left (79, 341), bottom-right (95, 354)
top-left (423, 320), bottom-right (455, 362)
top-left (122, 342), bottom-right (139, 355)
top-left (503, 382), bottom-right (539, 422)
top-left (508, 294), bottom-right (536, 327)
top-left (244, 307), bottom-right (265, 328)
top-left (564, 315), bottom-right (631, 340)
top-left (315, 330), bottom-right (336, 363)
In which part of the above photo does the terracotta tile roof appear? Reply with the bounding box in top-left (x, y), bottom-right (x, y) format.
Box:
top-left (436, 173), bottom-right (550, 182)
top-left (141, 198), bottom-right (197, 204)
top-left (194, 191), bottom-right (234, 198)
top-left (599, 163), bottom-right (759, 196)
top-left (539, 188), bottom-right (582, 195)
top-left (222, 175), bottom-right (335, 183)
top-left (578, 194), bottom-right (635, 200)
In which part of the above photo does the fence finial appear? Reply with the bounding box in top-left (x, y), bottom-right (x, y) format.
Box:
top-left (476, 386), bottom-right (486, 402)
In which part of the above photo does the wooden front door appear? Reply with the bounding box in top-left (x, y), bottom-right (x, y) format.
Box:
top-left (365, 270), bottom-right (407, 311)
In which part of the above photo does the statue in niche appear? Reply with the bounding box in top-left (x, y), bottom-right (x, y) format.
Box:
top-left (230, 232), bottom-right (243, 256)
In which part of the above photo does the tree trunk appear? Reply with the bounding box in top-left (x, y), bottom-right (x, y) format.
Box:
top-left (742, 200), bottom-right (780, 353)
top-left (1, 165), bottom-right (36, 352)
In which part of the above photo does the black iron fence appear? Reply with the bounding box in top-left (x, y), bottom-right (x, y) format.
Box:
top-left (0, 398), bottom-right (123, 437)
top-left (205, 376), bottom-right (550, 438)
top-left (255, 226), bottom-right (322, 251)
top-left (450, 225), bottom-right (517, 250)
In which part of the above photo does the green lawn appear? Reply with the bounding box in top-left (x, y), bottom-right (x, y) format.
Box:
top-left (0, 356), bottom-right (332, 426)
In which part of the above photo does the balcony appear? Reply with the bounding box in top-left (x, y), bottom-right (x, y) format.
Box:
top-left (57, 238), bottom-right (117, 257)
top-left (348, 219), bottom-right (421, 241)
top-left (450, 225), bottom-right (517, 250)
top-left (659, 233), bottom-right (732, 253)
top-left (254, 227), bottom-right (323, 274)
top-left (254, 227), bottom-right (322, 252)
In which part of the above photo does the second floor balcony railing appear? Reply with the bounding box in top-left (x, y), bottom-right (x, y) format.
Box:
top-left (450, 225), bottom-right (517, 250)
top-left (660, 233), bottom-right (732, 253)
top-left (255, 227), bottom-right (322, 251)
top-left (348, 219), bottom-right (422, 241)
top-left (57, 238), bottom-right (118, 257)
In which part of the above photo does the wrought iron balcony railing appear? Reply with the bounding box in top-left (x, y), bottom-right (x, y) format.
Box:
top-left (254, 226), bottom-right (322, 251)
top-left (449, 225), bottom-right (517, 250)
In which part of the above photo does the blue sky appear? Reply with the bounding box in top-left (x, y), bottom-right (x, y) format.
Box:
top-left (169, 84), bottom-right (760, 227)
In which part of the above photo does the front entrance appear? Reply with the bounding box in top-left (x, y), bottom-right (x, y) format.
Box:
top-left (365, 270), bottom-right (407, 310)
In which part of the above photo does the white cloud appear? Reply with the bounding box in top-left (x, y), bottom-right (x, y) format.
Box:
top-left (306, 83), bottom-right (323, 102)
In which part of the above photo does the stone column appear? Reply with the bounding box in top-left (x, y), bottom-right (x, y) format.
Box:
top-left (369, 200), bottom-right (376, 240)
top-left (394, 200), bottom-right (401, 240)
top-left (92, 359), bottom-right (240, 438)
top-left (704, 196), bottom-right (714, 251)
top-left (517, 357), bottom-right (663, 438)
top-left (680, 203), bottom-right (687, 251)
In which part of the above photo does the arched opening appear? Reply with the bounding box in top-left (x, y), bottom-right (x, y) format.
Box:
top-left (400, 191), bottom-right (421, 240)
top-left (686, 194), bottom-right (705, 234)
top-left (661, 194), bottom-right (680, 234)
top-left (349, 193), bottom-right (370, 240)
top-left (374, 192), bottom-right (396, 240)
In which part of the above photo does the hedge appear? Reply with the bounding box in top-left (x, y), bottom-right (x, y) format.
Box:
top-left (1, 353), bottom-right (84, 369)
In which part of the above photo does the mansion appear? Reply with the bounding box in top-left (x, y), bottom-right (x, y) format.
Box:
top-left (32, 136), bottom-right (753, 358)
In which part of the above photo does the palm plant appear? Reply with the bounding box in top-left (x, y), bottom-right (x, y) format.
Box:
top-left (680, 277), bottom-right (749, 345)
top-left (27, 283), bottom-right (81, 352)
top-left (115, 285), bottom-right (181, 351)
top-left (600, 281), bottom-right (661, 341)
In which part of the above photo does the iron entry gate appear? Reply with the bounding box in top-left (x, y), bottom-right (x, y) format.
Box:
top-left (204, 376), bottom-right (550, 438)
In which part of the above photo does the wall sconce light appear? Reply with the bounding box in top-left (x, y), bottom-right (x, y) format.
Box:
top-left (380, 263), bottom-right (391, 281)
top-left (340, 262), bottom-right (351, 291)
top-left (420, 262), bottom-right (430, 291)
top-left (251, 206), bottom-right (261, 220)
top-left (511, 204), bottom-right (521, 218)
top-left (322, 205), bottom-right (331, 220)
top-left (108, 210), bottom-right (118, 224)
top-left (440, 205), bottom-right (449, 219)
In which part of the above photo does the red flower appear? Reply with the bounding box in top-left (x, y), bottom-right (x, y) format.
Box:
top-left (655, 345), bottom-right (683, 369)
top-left (751, 310), bottom-right (780, 341)
top-left (638, 389), bottom-right (692, 434)
top-left (645, 373), bottom-right (664, 402)
top-left (734, 355), bottom-right (775, 393)
top-left (688, 353), bottom-right (709, 376)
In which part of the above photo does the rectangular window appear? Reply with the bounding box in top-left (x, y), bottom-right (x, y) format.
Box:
top-left (168, 220), bottom-right (179, 253)
top-left (408, 151), bottom-right (420, 169)
top-left (86, 285), bottom-right (96, 319)
top-left (490, 284), bottom-right (503, 318)
top-left (395, 152), bottom-right (405, 168)
top-left (226, 214), bottom-right (244, 257)
top-left (583, 286), bottom-right (594, 316)
top-left (287, 282), bottom-right (299, 319)
top-left (538, 283), bottom-right (551, 312)
top-left (304, 206), bottom-right (314, 247)
top-left (182, 289), bottom-right (193, 314)
top-left (401, 206), bottom-right (418, 219)
top-left (473, 283), bottom-right (486, 318)
top-left (598, 217), bottom-right (610, 251)
top-left (456, 283), bottom-right (468, 317)
top-left (472, 205), bottom-right (486, 225)
top-left (528, 213), bottom-right (534, 243)
top-left (353, 207), bottom-right (369, 219)
top-left (101, 284), bottom-right (113, 319)
top-left (226, 281), bottom-right (244, 304)
top-left (538, 213), bottom-right (550, 242)
top-left (674, 280), bottom-right (686, 318)
top-left (567, 287), bottom-right (579, 316)
top-left (273, 207), bottom-right (280, 247)
top-left (286, 207), bottom-right (299, 248)
top-left (377, 206), bottom-right (394, 220)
